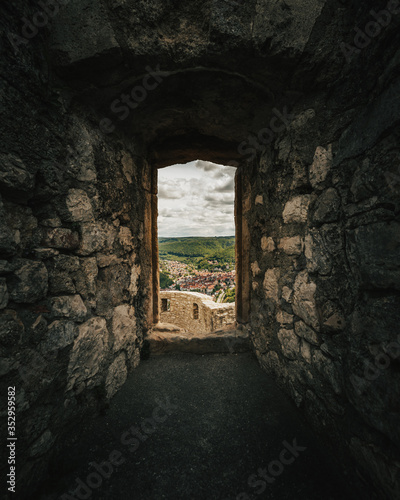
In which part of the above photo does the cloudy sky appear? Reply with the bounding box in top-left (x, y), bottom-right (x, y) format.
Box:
top-left (158, 160), bottom-right (236, 237)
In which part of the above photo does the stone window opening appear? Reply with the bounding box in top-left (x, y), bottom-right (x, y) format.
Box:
top-left (193, 303), bottom-right (199, 320)
top-left (161, 298), bottom-right (170, 312)
top-left (148, 154), bottom-right (251, 328)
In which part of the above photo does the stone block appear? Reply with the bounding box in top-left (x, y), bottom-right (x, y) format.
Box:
top-left (261, 236), bottom-right (275, 252)
top-left (263, 268), bottom-right (280, 303)
top-left (75, 257), bottom-right (98, 299)
top-left (278, 328), bottom-right (300, 360)
top-left (309, 145), bottom-right (332, 189)
top-left (0, 310), bottom-right (24, 346)
top-left (292, 271), bottom-right (320, 331)
top-left (312, 188), bottom-right (341, 224)
top-left (294, 320), bottom-right (319, 346)
top-left (51, 295), bottom-right (87, 322)
top-left (0, 153), bottom-right (35, 192)
top-left (65, 188), bottom-right (94, 222)
top-left (276, 310), bottom-right (294, 325)
top-left (0, 278), bottom-right (9, 309)
top-left (118, 226), bottom-right (134, 252)
top-left (304, 230), bottom-right (332, 275)
top-left (41, 228), bottom-right (80, 250)
top-left (48, 255), bottom-right (80, 295)
top-left (282, 195), bottom-right (311, 223)
top-left (41, 320), bottom-right (79, 353)
top-left (301, 339), bottom-right (312, 364)
top-left (105, 353), bottom-right (128, 399)
top-left (9, 260), bottom-right (48, 304)
top-left (278, 236), bottom-right (303, 256)
top-left (67, 317), bottom-right (109, 392)
top-left (78, 222), bottom-right (117, 256)
top-left (112, 304), bottom-right (137, 353)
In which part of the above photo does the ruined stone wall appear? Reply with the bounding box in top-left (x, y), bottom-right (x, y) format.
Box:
top-left (160, 291), bottom-right (235, 335)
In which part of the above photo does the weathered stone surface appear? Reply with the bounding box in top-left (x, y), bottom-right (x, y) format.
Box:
top-left (301, 339), bottom-right (312, 364)
top-left (65, 188), bottom-right (94, 222)
top-left (0, 197), bottom-right (19, 256)
top-left (0, 310), bottom-right (24, 346)
top-left (9, 260), bottom-right (48, 304)
top-left (96, 264), bottom-right (131, 315)
top-left (312, 350), bottom-right (341, 394)
top-left (49, 0), bottom-right (122, 67)
top-left (78, 222), bottom-right (117, 256)
top-left (118, 226), bottom-right (134, 252)
top-left (67, 317), bottom-right (109, 392)
top-left (41, 228), bottom-right (80, 250)
top-left (105, 353), bottom-right (128, 399)
top-left (309, 145), bottom-right (332, 189)
top-left (261, 236), bottom-right (275, 252)
top-left (0, 153), bottom-right (35, 192)
top-left (276, 310), bottom-right (294, 326)
top-left (251, 261), bottom-right (261, 277)
top-left (48, 255), bottom-right (80, 295)
top-left (112, 304), bottom-right (137, 353)
top-left (304, 230), bottom-right (332, 275)
top-left (129, 264), bottom-right (140, 297)
top-left (75, 257), bottom-right (98, 299)
top-left (0, 261), bottom-right (14, 274)
top-left (41, 321), bottom-right (78, 353)
top-left (283, 195), bottom-right (311, 224)
top-left (312, 188), bottom-right (341, 224)
top-left (321, 301), bottom-right (345, 332)
top-left (0, 357), bottom-right (19, 376)
top-left (96, 254), bottom-right (123, 268)
top-left (51, 295), bottom-right (87, 322)
top-left (292, 271), bottom-right (319, 331)
top-left (122, 152), bottom-right (134, 184)
top-left (0, 278), bottom-right (9, 309)
top-left (263, 268), bottom-right (280, 304)
top-left (40, 217), bottom-right (61, 228)
top-left (29, 430), bottom-right (55, 458)
top-left (281, 286), bottom-right (293, 303)
top-left (33, 248), bottom-right (60, 260)
top-left (278, 328), bottom-right (300, 360)
top-left (346, 221), bottom-right (400, 290)
top-left (294, 320), bottom-right (319, 346)
top-left (278, 236), bottom-right (303, 256)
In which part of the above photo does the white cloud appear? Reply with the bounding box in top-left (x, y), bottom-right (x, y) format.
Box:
top-left (157, 160), bottom-right (236, 237)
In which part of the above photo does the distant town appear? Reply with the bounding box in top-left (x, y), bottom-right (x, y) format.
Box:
top-left (160, 259), bottom-right (235, 303)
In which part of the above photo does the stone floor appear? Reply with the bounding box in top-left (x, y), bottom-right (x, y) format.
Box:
top-left (38, 353), bottom-right (360, 500)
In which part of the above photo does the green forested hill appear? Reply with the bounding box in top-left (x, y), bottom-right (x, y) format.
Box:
top-left (159, 236), bottom-right (235, 262)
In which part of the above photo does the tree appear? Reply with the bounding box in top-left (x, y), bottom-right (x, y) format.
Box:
top-left (160, 272), bottom-right (173, 289)
top-left (223, 288), bottom-right (235, 303)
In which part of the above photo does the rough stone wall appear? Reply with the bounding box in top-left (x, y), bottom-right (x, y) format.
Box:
top-left (1, 0), bottom-right (400, 497)
top-left (160, 291), bottom-right (235, 335)
top-left (0, 4), bottom-right (150, 492)
top-left (248, 71), bottom-right (400, 500)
